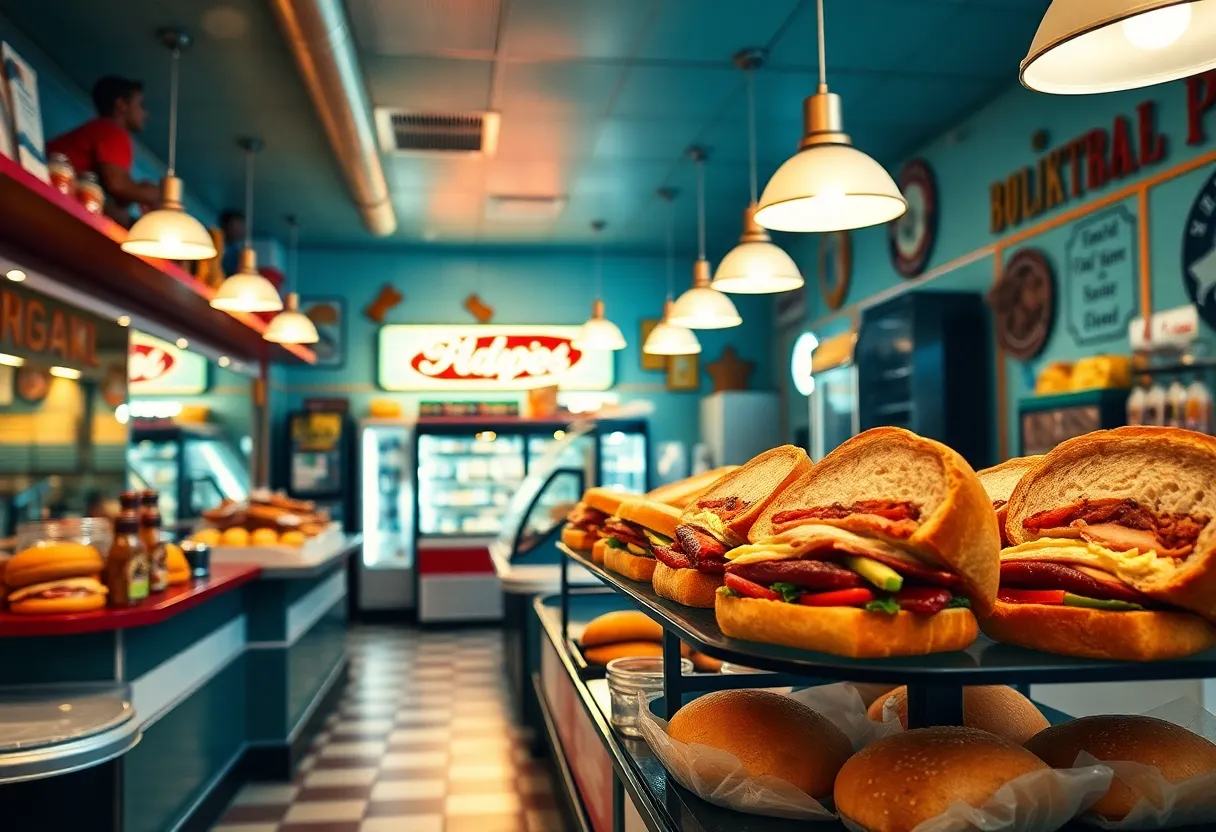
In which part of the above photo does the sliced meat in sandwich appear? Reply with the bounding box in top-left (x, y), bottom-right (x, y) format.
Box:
top-left (602, 499), bottom-right (680, 582)
top-left (562, 487), bottom-right (630, 555)
top-left (716, 427), bottom-right (999, 658)
top-left (977, 455), bottom-right (1042, 547)
top-left (655, 446), bottom-right (811, 608)
top-left (983, 426), bottom-right (1216, 661)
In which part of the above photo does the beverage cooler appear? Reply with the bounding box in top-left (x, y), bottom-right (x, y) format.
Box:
top-left (285, 409), bottom-right (355, 528)
top-left (807, 331), bottom-right (859, 462)
top-left (413, 417), bottom-right (648, 623)
top-left (358, 419), bottom-right (415, 612)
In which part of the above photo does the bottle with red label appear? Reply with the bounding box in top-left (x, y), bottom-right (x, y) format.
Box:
top-left (1166, 379), bottom-right (1188, 428)
top-left (1144, 380), bottom-right (1167, 426)
top-left (1185, 377), bottom-right (1213, 434)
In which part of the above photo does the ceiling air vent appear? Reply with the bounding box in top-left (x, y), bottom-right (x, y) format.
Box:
top-left (485, 195), bottom-right (567, 221)
top-left (374, 109), bottom-right (499, 156)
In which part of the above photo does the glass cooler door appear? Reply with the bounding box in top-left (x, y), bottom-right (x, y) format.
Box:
top-left (598, 429), bottom-right (647, 492)
top-left (811, 364), bottom-right (859, 461)
top-left (361, 422), bottom-right (413, 567)
top-left (127, 437), bottom-right (181, 524)
top-left (527, 432), bottom-right (593, 528)
top-left (416, 431), bottom-right (525, 537)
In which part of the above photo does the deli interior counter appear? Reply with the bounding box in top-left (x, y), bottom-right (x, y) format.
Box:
top-left (0, 533), bottom-right (360, 832)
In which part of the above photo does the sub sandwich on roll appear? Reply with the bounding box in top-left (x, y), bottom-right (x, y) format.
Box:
top-left (716, 427), bottom-right (999, 658)
top-left (602, 499), bottom-right (681, 582)
top-left (562, 487), bottom-right (629, 554)
top-left (977, 455), bottom-right (1042, 547)
top-left (983, 426), bottom-right (1216, 661)
top-left (654, 445), bottom-right (812, 608)
top-left (644, 466), bottom-right (739, 509)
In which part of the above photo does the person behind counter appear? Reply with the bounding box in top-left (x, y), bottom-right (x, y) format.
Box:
top-left (46, 76), bottom-right (161, 225)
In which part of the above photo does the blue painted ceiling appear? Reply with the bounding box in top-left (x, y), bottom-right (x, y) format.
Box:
top-left (0, 0), bottom-right (1049, 249)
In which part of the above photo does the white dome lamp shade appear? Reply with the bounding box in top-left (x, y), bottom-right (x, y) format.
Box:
top-left (572, 220), bottom-right (626, 352)
top-left (264, 293), bottom-right (319, 344)
top-left (122, 30), bottom-right (216, 261)
top-left (1022, 0), bottom-right (1216, 94)
top-left (754, 0), bottom-right (907, 234)
top-left (712, 50), bottom-right (804, 295)
top-left (212, 138), bottom-right (283, 314)
top-left (644, 299), bottom-right (702, 355)
top-left (670, 148), bottom-right (742, 330)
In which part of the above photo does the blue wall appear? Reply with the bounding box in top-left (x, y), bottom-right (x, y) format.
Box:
top-left (780, 75), bottom-right (1216, 457)
top-left (282, 247), bottom-right (775, 470)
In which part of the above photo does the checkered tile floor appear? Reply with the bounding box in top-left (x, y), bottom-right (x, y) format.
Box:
top-left (211, 626), bottom-right (569, 832)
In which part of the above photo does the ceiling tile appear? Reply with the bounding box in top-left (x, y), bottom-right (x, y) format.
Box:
top-left (347, 0), bottom-right (502, 57)
top-left (862, 74), bottom-right (999, 139)
top-left (612, 65), bottom-right (738, 119)
top-left (384, 155), bottom-right (488, 194)
top-left (503, 0), bottom-right (658, 60)
top-left (485, 158), bottom-right (572, 196)
top-left (499, 61), bottom-right (627, 118)
top-left (592, 118), bottom-right (702, 162)
top-left (901, 6), bottom-right (1040, 79)
top-left (495, 117), bottom-right (603, 161)
top-left (364, 56), bottom-right (494, 111)
top-left (635, 0), bottom-right (800, 62)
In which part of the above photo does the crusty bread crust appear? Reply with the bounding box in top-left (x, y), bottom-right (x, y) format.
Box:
top-left (582, 641), bottom-right (663, 665)
top-left (749, 427), bottom-right (1000, 616)
top-left (617, 499), bottom-right (681, 539)
top-left (652, 561), bottom-right (721, 608)
top-left (1004, 427), bottom-right (1216, 619)
top-left (604, 546), bottom-right (657, 582)
top-left (579, 610), bottom-right (663, 647)
top-left (592, 538), bottom-right (609, 566)
top-left (977, 456), bottom-right (1044, 505)
top-left (6, 544), bottom-right (105, 589)
top-left (561, 526), bottom-right (593, 551)
top-left (980, 600), bottom-right (1216, 661)
top-left (683, 445), bottom-right (812, 540)
top-left (8, 593), bottom-right (107, 615)
top-left (715, 593), bottom-right (978, 658)
top-left (646, 466), bottom-right (738, 509)
top-left (584, 486), bottom-right (631, 517)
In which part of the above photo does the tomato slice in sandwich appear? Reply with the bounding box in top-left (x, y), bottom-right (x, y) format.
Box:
top-left (723, 573), bottom-right (781, 601)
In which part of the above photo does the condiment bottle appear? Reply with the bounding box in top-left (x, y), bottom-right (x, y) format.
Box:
top-left (1186, 378), bottom-right (1213, 434)
top-left (77, 172), bottom-right (104, 215)
top-left (48, 152), bottom-right (75, 197)
top-left (139, 490), bottom-right (168, 593)
top-left (1166, 379), bottom-right (1188, 429)
top-left (1144, 380), bottom-right (1167, 426)
top-left (1126, 382), bottom-right (1146, 427)
top-left (106, 510), bottom-right (149, 608)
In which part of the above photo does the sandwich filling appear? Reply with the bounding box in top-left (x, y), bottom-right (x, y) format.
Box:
top-left (603, 518), bottom-right (670, 558)
top-left (718, 511), bottom-right (970, 616)
top-left (565, 503), bottom-right (609, 537)
top-left (663, 508), bottom-right (747, 576)
top-left (8, 577), bottom-right (108, 602)
top-left (997, 497), bottom-right (1211, 611)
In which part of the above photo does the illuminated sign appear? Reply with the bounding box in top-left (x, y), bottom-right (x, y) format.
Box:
top-left (378, 325), bottom-right (614, 391)
top-left (129, 331), bottom-right (208, 395)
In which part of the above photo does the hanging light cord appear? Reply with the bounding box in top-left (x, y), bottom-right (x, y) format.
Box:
top-left (593, 223), bottom-right (604, 299)
top-left (244, 148), bottom-right (255, 249)
top-left (746, 69), bottom-right (758, 204)
top-left (288, 216), bottom-right (299, 294)
top-left (665, 198), bottom-right (674, 301)
top-left (167, 48), bottom-right (180, 175)
top-left (696, 159), bottom-right (706, 261)
top-left (816, 0), bottom-right (827, 90)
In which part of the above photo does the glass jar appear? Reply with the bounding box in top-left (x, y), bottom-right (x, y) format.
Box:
top-left (77, 172), bottom-right (104, 215)
top-left (15, 517), bottom-right (113, 558)
top-left (48, 153), bottom-right (75, 197)
top-left (606, 656), bottom-right (693, 737)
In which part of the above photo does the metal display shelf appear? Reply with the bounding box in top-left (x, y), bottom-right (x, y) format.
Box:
top-left (557, 543), bottom-right (1216, 727)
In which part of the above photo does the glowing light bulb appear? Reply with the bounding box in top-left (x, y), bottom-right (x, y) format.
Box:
top-left (1122, 3), bottom-right (1192, 50)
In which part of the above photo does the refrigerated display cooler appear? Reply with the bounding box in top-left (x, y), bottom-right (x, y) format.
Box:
top-left (414, 416), bottom-right (648, 623)
top-left (128, 422), bottom-right (250, 530)
top-left (358, 419), bottom-right (415, 613)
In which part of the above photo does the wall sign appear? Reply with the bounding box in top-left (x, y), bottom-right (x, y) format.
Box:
top-left (988, 248), bottom-right (1056, 361)
top-left (818, 230), bottom-right (851, 311)
top-left (889, 159), bottom-right (937, 277)
top-left (1182, 166), bottom-right (1216, 333)
top-left (1, 283), bottom-right (100, 368)
top-left (128, 330), bottom-right (208, 396)
top-left (378, 325), bottom-right (614, 391)
top-left (1064, 205), bottom-right (1138, 345)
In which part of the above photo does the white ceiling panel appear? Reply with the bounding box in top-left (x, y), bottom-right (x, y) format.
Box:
top-left (494, 117), bottom-right (603, 161)
top-left (612, 65), bottom-right (738, 119)
top-left (592, 118), bottom-right (701, 162)
top-left (502, 0), bottom-right (658, 60)
top-left (364, 56), bottom-right (494, 111)
top-left (346, 0), bottom-right (502, 57)
top-left (498, 61), bottom-right (627, 118)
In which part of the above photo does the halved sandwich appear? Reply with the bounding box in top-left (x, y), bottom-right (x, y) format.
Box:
top-left (716, 427), bottom-right (999, 658)
top-left (654, 446), bottom-right (812, 608)
top-left (977, 456), bottom-right (1042, 547)
top-left (562, 487), bottom-right (630, 555)
top-left (602, 499), bottom-right (680, 582)
top-left (983, 426), bottom-right (1216, 661)
top-left (645, 466), bottom-right (740, 509)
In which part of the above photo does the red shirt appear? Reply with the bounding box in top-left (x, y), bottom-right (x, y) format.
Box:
top-left (47, 117), bottom-right (132, 181)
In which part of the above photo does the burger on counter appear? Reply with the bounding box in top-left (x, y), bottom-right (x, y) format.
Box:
top-left (5, 543), bottom-right (107, 614)
top-left (868, 685), bottom-right (1049, 745)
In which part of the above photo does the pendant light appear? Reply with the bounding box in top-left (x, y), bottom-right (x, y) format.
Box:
top-left (669, 149), bottom-right (742, 330)
top-left (265, 215), bottom-right (319, 344)
top-left (211, 138), bottom-right (283, 313)
top-left (711, 50), bottom-right (804, 295)
top-left (1022, 1), bottom-right (1216, 94)
top-left (572, 221), bottom-right (626, 352)
top-left (644, 188), bottom-right (701, 356)
top-left (122, 29), bottom-right (216, 261)
top-left (754, 0), bottom-right (907, 233)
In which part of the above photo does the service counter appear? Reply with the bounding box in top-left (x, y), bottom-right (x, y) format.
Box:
top-left (0, 535), bottom-right (360, 832)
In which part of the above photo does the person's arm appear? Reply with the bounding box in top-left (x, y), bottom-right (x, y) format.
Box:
top-left (96, 162), bottom-right (160, 207)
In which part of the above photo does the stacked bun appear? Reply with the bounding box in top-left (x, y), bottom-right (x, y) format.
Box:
top-left (579, 610), bottom-right (664, 664)
top-left (5, 543), bottom-right (107, 614)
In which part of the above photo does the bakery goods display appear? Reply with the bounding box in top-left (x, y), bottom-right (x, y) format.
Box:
top-left (196, 489), bottom-right (332, 546)
top-left (868, 685), bottom-right (1049, 744)
top-left (655, 446), bottom-right (811, 609)
top-left (983, 426), bottom-right (1216, 660)
top-left (716, 427), bottom-right (999, 657)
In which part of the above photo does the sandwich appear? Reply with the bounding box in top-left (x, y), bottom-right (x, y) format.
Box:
top-left (5, 542), bottom-right (108, 615)
top-left (983, 427), bottom-right (1216, 661)
top-left (656, 446), bottom-right (812, 608)
top-left (562, 486), bottom-right (629, 555)
top-left (835, 727), bottom-right (1049, 832)
top-left (868, 685), bottom-right (1048, 745)
top-left (8, 577), bottom-right (108, 614)
top-left (977, 456), bottom-right (1042, 546)
top-left (645, 466), bottom-right (739, 509)
top-left (1024, 715), bottom-right (1216, 824)
top-left (716, 427), bottom-right (999, 658)
top-left (601, 499), bottom-right (680, 582)
top-left (668, 689), bottom-right (852, 801)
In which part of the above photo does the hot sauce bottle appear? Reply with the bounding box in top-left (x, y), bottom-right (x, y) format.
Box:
top-left (107, 509), bottom-right (149, 608)
top-left (139, 490), bottom-right (168, 593)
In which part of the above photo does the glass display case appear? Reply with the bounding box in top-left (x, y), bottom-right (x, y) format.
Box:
top-left (128, 423), bottom-right (250, 529)
top-left (808, 331), bottom-right (859, 462)
top-left (417, 432), bottom-right (526, 536)
top-left (599, 429), bottom-right (646, 492)
top-left (361, 421), bottom-right (413, 567)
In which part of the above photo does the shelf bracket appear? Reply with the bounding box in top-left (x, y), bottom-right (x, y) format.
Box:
top-left (661, 629), bottom-right (683, 722)
top-left (905, 682), bottom-right (965, 729)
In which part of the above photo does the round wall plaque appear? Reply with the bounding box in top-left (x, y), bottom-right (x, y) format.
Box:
top-left (888, 159), bottom-right (938, 278)
top-left (988, 248), bottom-right (1056, 361)
top-left (818, 230), bottom-right (852, 311)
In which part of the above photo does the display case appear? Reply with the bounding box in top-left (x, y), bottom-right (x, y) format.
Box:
top-left (808, 331), bottom-right (859, 462)
top-left (355, 420), bottom-right (415, 614)
top-left (128, 422), bottom-right (250, 530)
